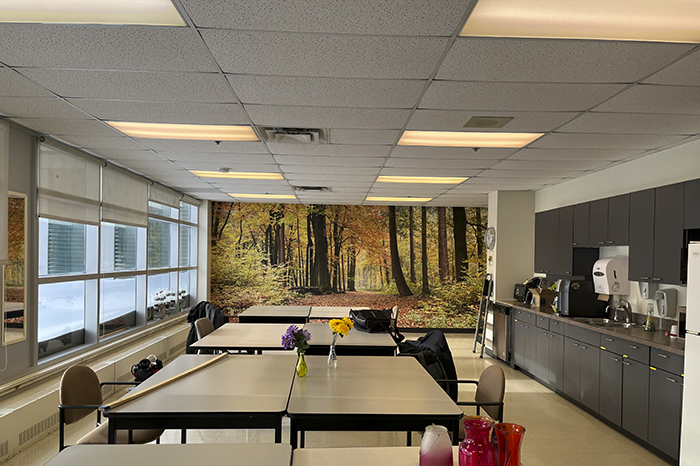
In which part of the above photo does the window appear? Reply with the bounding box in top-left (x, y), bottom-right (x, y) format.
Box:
top-left (38, 218), bottom-right (98, 277)
top-left (101, 223), bottom-right (146, 273)
top-left (148, 201), bottom-right (178, 220)
top-left (148, 218), bottom-right (178, 270)
top-left (179, 224), bottom-right (197, 267)
top-left (100, 276), bottom-right (141, 337)
top-left (38, 280), bottom-right (96, 357)
top-left (147, 271), bottom-right (178, 321)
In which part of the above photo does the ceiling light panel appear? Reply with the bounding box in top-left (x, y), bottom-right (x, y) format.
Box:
top-left (461, 0), bottom-right (700, 43)
top-left (379, 168), bottom-right (480, 177)
top-left (108, 122), bottom-right (259, 141)
top-left (227, 75), bottom-right (425, 109)
top-left (398, 130), bottom-right (543, 148)
top-left (201, 30), bottom-right (448, 79)
top-left (366, 197), bottom-right (433, 203)
top-left (420, 81), bottom-right (627, 112)
top-left (438, 38), bottom-right (692, 82)
top-left (191, 170), bottom-right (283, 180)
top-left (228, 193), bottom-right (297, 200)
top-left (0, 25), bottom-right (215, 72)
top-left (377, 175), bottom-right (467, 184)
top-left (0, 0), bottom-right (185, 26)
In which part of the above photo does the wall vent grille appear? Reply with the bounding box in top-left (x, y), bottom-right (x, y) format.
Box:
top-left (18, 413), bottom-right (58, 446)
top-left (169, 342), bottom-right (185, 357)
top-left (0, 440), bottom-right (9, 457)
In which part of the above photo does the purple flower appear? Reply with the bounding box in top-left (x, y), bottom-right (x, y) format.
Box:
top-left (281, 325), bottom-right (311, 353)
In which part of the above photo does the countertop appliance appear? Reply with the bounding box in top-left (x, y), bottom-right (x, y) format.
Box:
top-left (592, 256), bottom-right (630, 295)
top-left (558, 279), bottom-right (607, 317)
top-left (680, 244), bottom-right (700, 462)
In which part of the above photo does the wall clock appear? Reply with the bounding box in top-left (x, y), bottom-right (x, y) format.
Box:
top-left (485, 226), bottom-right (496, 250)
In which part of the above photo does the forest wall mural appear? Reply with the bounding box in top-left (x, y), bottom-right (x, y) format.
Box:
top-left (210, 202), bottom-right (488, 329)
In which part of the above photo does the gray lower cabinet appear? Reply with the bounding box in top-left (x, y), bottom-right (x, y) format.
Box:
top-left (513, 320), bottom-right (525, 368)
top-left (548, 332), bottom-right (564, 392)
top-left (563, 338), bottom-right (581, 401)
top-left (599, 350), bottom-right (623, 426)
top-left (563, 337), bottom-right (599, 411)
top-left (535, 328), bottom-right (549, 383)
top-left (648, 368), bottom-right (683, 460)
top-left (512, 316), bottom-right (536, 374)
top-left (622, 358), bottom-right (650, 442)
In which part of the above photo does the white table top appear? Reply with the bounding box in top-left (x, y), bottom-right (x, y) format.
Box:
top-left (241, 305), bottom-right (311, 317)
top-left (287, 356), bottom-right (462, 417)
top-left (105, 354), bottom-right (297, 416)
top-left (304, 323), bottom-right (396, 348)
top-left (292, 446), bottom-right (460, 466)
top-left (308, 306), bottom-right (369, 320)
top-left (190, 323), bottom-right (293, 351)
top-left (45, 444), bottom-right (292, 466)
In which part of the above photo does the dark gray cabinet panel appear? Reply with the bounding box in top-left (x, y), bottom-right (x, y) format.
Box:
top-left (607, 194), bottom-right (629, 245)
top-left (548, 332), bottom-right (564, 392)
top-left (535, 328), bottom-right (549, 382)
top-left (589, 199), bottom-right (608, 246)
top-left (524, 323), bottom-right (537, 374)
top-left (648, 368), bottom-right (682, 460)
top-left (563, 338), bottom-right (581, 401)
top-left (512, 320), bottom-right (525, 368)
top-left (599, 350), bottom-right (622, 426)
top-left (573, 203), bottom-right (590, 247)
top-left (653, 183), bottom-right (684, 285)
top-left (651, 349), bottom-right (684, 375)
top-left (535, 210), bottom-right (558, 274)
top-left (579, 343), bottom-right (600, 412)
top-left (622, 359), bottom-right (649, 442)
top-left (556, 206), bottom-right (574, 276)
top-left (686, 179), bottom-right (700, 229)
top-left (629, 189), bottom-right (655, 282)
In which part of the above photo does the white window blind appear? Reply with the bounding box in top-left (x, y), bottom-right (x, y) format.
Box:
top-left (102, 166), bottom-right (148, 227)
top-left (0, 121), bottom-right (8, 265)
top-left (38, 143), bottom-right (101, 225)
top-left (149, 183), bottom-right (180, 209)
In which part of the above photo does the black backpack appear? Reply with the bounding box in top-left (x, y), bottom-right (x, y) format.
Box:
top-left (399, 330), bottom-right (458, 401)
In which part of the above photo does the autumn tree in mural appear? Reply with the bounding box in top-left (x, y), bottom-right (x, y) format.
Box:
top-left (210, 202), bottom-right (487, 328)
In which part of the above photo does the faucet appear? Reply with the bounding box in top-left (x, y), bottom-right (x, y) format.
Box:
top-left (613, 299), bottom-right (632, 323)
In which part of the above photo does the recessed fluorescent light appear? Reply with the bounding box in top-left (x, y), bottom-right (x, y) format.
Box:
top-left (366, 197), bottom-right (433, 203)
top-left (191, 170), bottom-right (283, 180)
top-left (228, 193), bottom-right (297, 200)
top-left (0, 0), bottom-right (185, 26)
top-left (107, 122), bottom-right (259, 141)
top-left (398, 131), bottom-right (543, 148)
top-left (460, 0), bottom-right (700, 43)
top-left (377, 176), bottom-right (467, 184)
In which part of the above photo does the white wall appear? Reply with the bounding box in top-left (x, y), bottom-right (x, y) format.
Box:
top-left (487, 191), bottom-right (536, 301)
top-left (197, 200), bottom-right (211, 303)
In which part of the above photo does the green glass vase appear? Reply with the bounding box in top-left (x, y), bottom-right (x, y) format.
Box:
top-left (296, 352), bottom-right (308, 377)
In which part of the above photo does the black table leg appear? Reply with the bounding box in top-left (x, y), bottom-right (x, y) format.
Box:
top-left (108, 422), bottom-right (116, 444)
top-left (406, 431), bottom-right (412, 446)
top-left (290, 420), bottom-right (298, 449)
top-left (181, 429), bottom-right (187, 444)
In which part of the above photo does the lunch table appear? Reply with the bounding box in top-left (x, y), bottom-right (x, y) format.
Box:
top-left (286, 355), bottom-right (463, 449)
top-left (238, 305), bottom-right (311, 323)
top-left (102, 354), bottom-right (296, 443)
top-left (292, 446), bottom-right (461, 466)
top-left (307, 306), bottom-right (368, 320)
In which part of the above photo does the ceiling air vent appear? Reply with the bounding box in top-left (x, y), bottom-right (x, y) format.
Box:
top-left (463, 116), bottom-right (514, 129)
top-left (258, 127), bottom-right (329, 144)
top-left (293, 186), bottom-right (332, 192)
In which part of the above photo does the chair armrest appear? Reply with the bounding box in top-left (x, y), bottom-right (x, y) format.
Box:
top-left (100, 381), bottom-right (140, 387)
top-left (457, 401), bottom-right (503, 407)
top-left (436, 379), bottom-right (479, 385)
top-left (58, 404), bottom-right (103, 410)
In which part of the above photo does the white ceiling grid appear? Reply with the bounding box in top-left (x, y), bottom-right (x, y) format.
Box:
top-left (0, 0), bottom-right (698, 207)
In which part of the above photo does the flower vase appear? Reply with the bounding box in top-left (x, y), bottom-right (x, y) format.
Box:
top-left (420, 424), bottom-right (453, 466)
top-left (328, 333), bottom-right (339, 369)
top-left (459, 416), bottom-right (495, 466)
top-left (494, 423), bottom-right (526, 466)
top-left (296, 352), bottom-right (308, 377)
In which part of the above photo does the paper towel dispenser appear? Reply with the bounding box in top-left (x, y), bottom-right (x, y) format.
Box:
top-left (655, 289), bottom-right (677, 318)
top-left (593, 256), bottom-right (630, 295)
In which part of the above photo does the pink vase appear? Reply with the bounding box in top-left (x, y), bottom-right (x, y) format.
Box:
top-left (459, 416), bottom-right (495, 466)
top-left (494, 423), bottom-right (526, 466)
top-left (420, 424), bottom-right (453, 466)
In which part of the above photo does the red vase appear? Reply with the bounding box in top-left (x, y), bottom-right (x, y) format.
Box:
top-left (459, 416), bottom-right (495, 466)
top-left (494, 423), bottom-right (526, 466)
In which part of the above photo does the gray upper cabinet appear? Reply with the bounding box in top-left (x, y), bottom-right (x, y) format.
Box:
top-left (607, 194), bottom-right (630, 245)
top-left (686, 179), bottom-right (700, 229)
top-left (572, 203), bottom-right (590, 247)
top-left (535, 210), bottom-right (558, 274)
top-left (556, 206), bottom-right (574, 276)
top-left (653, 183), bottom-right (684, 285)
top-left (589, 199), bottom-right (609, 246)
top-left (629, 189), bottom-right (655, 282)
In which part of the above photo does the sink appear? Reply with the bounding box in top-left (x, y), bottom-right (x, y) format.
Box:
top-left (571, 317), bottom-right (639, 329)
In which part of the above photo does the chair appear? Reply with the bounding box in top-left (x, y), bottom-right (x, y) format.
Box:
top-left (58, 365), bottom-right (163, 451)
top-left (390, 305), bottom-right (399, 330)
top-left (449, 365), bottom-right (506, 422)
top-left (194, 317), bottom-right (215, 354)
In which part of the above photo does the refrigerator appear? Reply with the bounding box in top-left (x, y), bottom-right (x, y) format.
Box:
top-left (681, 243), bottom-right (700, 464)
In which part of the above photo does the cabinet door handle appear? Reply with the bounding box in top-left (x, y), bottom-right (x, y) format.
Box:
top-left (611, 357), bottom-right (620, 362)
top-left (605, 338), bottom-right (614, 342)
top-left (563, 271), bottom-right (571, 274)
top-left (573, 342), bottom-right (579, 347)
top-left (623, 361), bottom-right (631, 366)
top-left (580, 345), bottom-right (587, 350)
top-left (658, 353), bottom-right (669, 358)
top-left (666, 377), bottom-right (677, 383)
top-left (549, 335), bottom-right (555, 338)
top-left (606, 241), bottom-right (614, 244)
top-left (640, 276), bottom-right (650, 280)
top-left (653, 278), bottom-right (662, 282)
top-left (628, 345), bottom-right (639, 350)
top-left (597, 241), bottom-right (605, 245)
top-left (572, 242), bottom-right (578, 246)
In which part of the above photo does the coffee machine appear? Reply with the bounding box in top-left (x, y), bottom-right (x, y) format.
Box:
top-left (558, 279), bottom-right (607, 317)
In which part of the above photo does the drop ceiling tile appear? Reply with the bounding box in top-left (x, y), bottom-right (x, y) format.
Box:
top-left (391, 146), bottom-right (518, 160)
top-left (267, 143), bottom-right (392, 157)
top-left (297, 181), bottom-right (374, 188)
top-left (531, 132), bottom-right (687, 150)
top-left (184, 0), bottom-right (469, 35)
top-left (175, 162), bottom-right (278, 172)
top-left (159, 151), bottom-right (275, 163)
top-left (407, 109), bottom-right (579, 132)
top-left (228, 75), bottom-right (424, 109)
top-left (115, 160), bottom-right (181, 170)
top-left (10, 118), bottom-right (121, 137)
top-left (644, 49), bottom-right (700, 86)
top-left (226, 187), bottom-right (296, 195)
top-left (137, 139), bottom-right (268, 153)
top-left (329, 129), bottom-right (401, 145)
top-left (57, 135), bottom-right (148, 151)
top-left (68, 100), bottom-right (249, 125)
top-left (0, 68), bottom-right (54, 97)
top-left (209, 180), bottom-right (289, 188)
top-left (477, 169), bottom-right (581, 178)
top-left (0, 97), bottom-right (91, 119)
top-left (428, 197), bottom-right (488, 207)
top-left (204, 193), bottom-right (239, 201)
top-left (322, 187), bottom-right (371, 193)
top-left (281, 165), bottom-right (380, 175)
top-left (0, 25), bottom-right (217, 72)
top-left (384, 157), bottom-right (497, 169)
top-left (285, 174), bottom-right (377, 182)
top-left (509, 148), bottom-right (645, 161)
top-left (379, 167), bottom-right (480, 177)
top-left (558, 112), bottom-right (700, 135)
top-left (437, 39), bottom-right (692, 83)
top-left (461, 177), bottom-right (563, 185)
top-left (22, 69), bottom-right (234, 102)
top-left (87, 149), bottom-right (162, 161)
top-left (490, 160), bottom-right (612, 171)
top-left (274, 155), bottom-right (385, 167)
top-left (247, 105), bottom-right (410, 130)
top-left (594, 85), bottom-right (700, 115)
top-left (364, 199), bottom-right (431, 206)
top-left (201, 30), bottom-right (448, 79)
top-left (420, 81), bottom-right (626, 112)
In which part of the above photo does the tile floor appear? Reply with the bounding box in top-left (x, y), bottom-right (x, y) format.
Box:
top-left (2, 334), bottom-right (669, 466)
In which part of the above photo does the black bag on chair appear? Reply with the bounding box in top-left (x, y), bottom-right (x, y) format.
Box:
top-left (350, 309), bottom-right (392, 333)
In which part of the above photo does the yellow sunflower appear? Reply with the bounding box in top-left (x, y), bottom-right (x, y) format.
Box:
top-left (329, 318), bottom-right (352, 336)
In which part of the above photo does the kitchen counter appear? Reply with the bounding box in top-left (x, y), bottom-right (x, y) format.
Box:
top-left (497, 299), bottom-right (685, 356)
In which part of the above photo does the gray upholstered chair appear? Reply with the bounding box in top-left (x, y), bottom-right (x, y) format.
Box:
top-left (58, 365), bottom-right (163, 450)
top-left (194, 317), bottom-right (216, 354)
